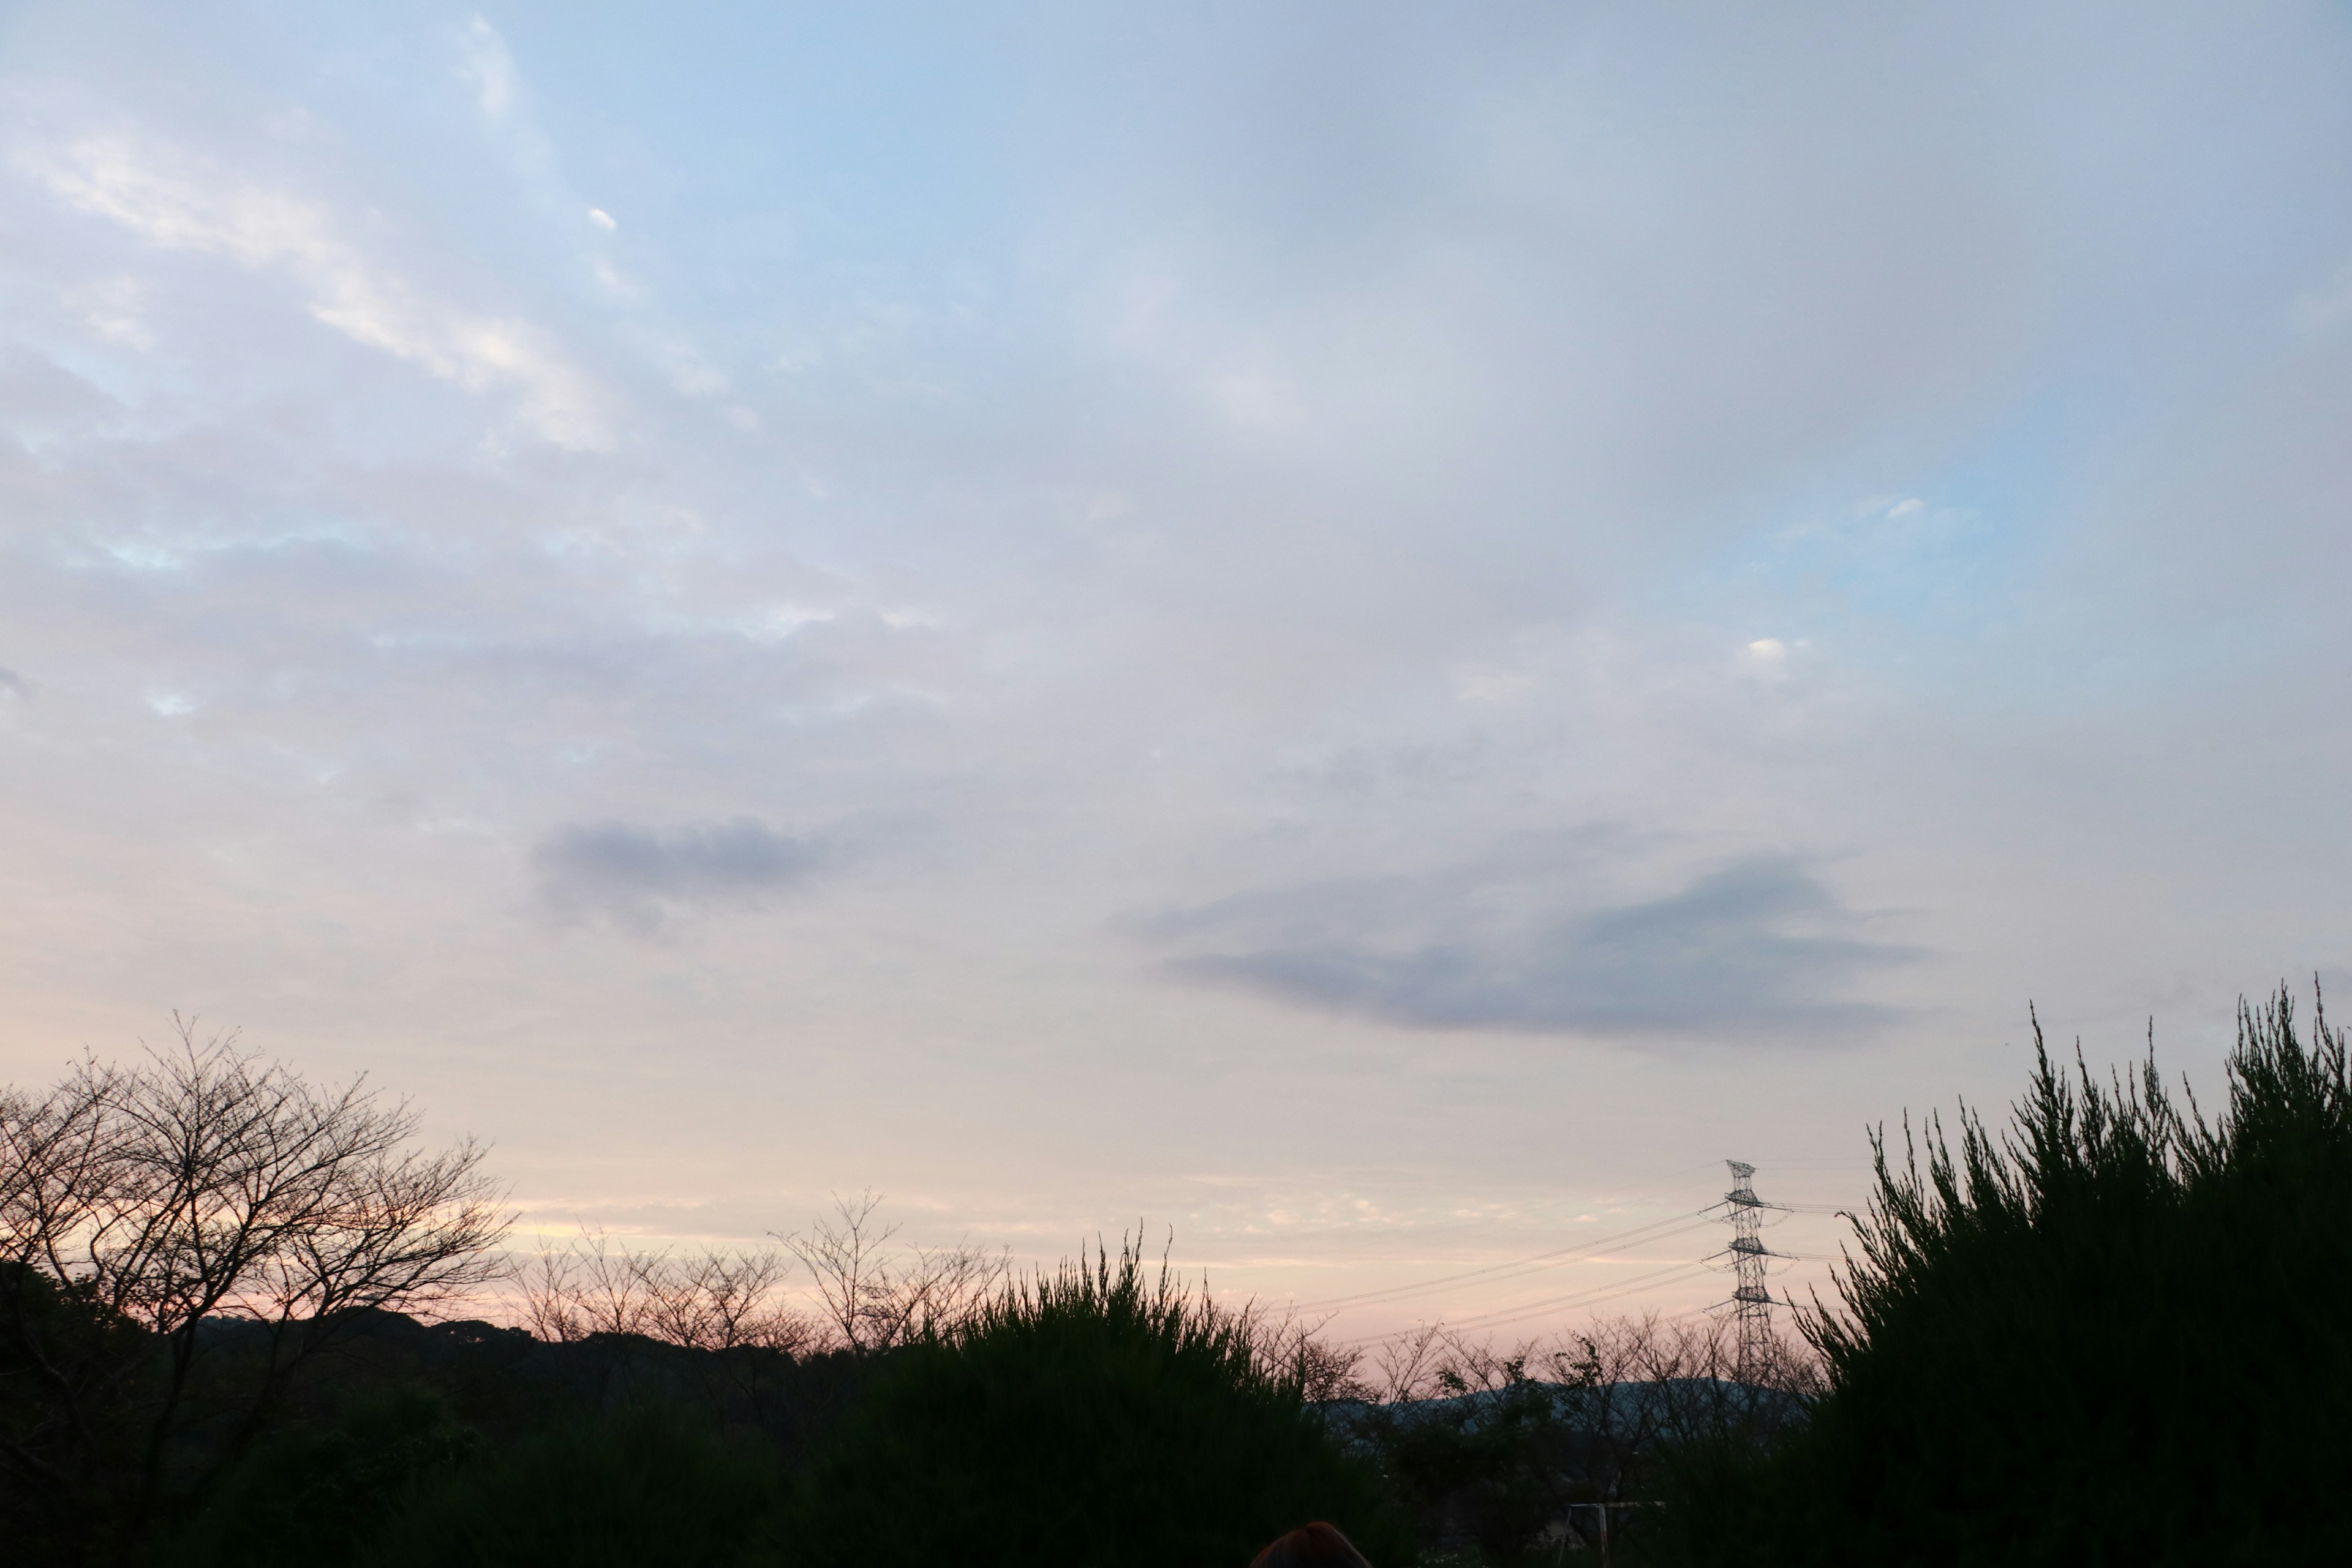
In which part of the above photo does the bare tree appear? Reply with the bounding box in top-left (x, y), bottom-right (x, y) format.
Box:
top-left (1357, 1310), bottom-right (1819, 1410)
top-left (645, 1249), bottom-right (810, 1354)
top-left (521, 1229), bottom-right (812, 1355)
top-left (1343, 1310), bottom-right (1821, 1558)
top-left (0, 1019), bottom-right (508, 1558)
top-left (779, 1189), bottom-right (896, 1352)
top-left (864, 1235), bottom-right (1009, 1347)
top-left (518, 1229), bottom-right (817, 1427)
top-left (779, 1190), bottom-right (1008, 1352)
top-left (521, 1229), bottom-right (657, 1343)
top-left (1356, 1320), bottom-right (1534, 1403)
top-left (1368, 1320), bottom-right (1457, 1403)
top-left (526, 1194), bottom-right (1006, 1362)
top-left (1250, 1309), bottom-right (1370, 1403)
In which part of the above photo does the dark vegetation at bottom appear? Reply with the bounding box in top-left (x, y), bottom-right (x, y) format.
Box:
top-left (9, 982), bottom-right (2344, 1565)
top-left (50, 1242), bottom-right (1415, 1568)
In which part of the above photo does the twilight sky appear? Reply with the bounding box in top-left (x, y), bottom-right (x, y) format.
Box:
top-left (5, 1), bottom-right (2352, 1338)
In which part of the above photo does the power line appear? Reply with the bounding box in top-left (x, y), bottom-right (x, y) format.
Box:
top-left (1338, 1259), bottom-right (1719, 1346)
top-left (1431, 1264), bottom-right (1721, 1338)
top-left (1338, 1263), bottom-right (1717, 1346)
top-left (1295, 1215), bottom-right (1721, 1314)
top-left (1298, 1164), bottom-right (1849, 1349)
top-left (1289, 1209), bottom-right (1723, 1314)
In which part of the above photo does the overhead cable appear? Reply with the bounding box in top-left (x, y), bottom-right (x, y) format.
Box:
top-left (1289, 1208), bottom-right (1722, 1314)
top-left (1338, 1259), bottom-right (1719, 1346)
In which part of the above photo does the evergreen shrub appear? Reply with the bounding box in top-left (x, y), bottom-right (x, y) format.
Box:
top-left (1664, 986), bottom-right (2352, 1566)
top-left (783, 1237), bottom-right (1411, 1567)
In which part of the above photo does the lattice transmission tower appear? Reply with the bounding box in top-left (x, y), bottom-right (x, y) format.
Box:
top-left (1723, 1159), bottom-right (1782, 1383)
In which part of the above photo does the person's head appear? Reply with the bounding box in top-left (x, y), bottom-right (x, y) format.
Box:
top-left (1249, 1521), bottom-right (1373, 1568)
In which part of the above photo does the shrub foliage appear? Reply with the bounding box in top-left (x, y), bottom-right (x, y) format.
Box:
top-left (785, 1235), bottom-right (1409, 1568)
top-left (1668, 986), bottom-right (2352, 1566)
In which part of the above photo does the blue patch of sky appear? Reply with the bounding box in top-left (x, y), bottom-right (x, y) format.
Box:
top-left (1671, 380), bottom-right (2097, 658)
top-left (486, 3), bottom-right (1030, 301)
top-left (1666, 352), bottom-right (2331, 725)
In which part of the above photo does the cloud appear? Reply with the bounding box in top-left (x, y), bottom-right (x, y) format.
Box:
top-left (2, 1), bottom-right (2351, 1286)
top-left (460, 17), bottom-right (517, 121)
top-left (0, 665), bottom-right (27, 699)
top-left (23, 134), bottom-right (610, 448)
top-left (1738, 638), bottom-right (1793, 680)
top-left (532, 817), bottom-right (827, 935)
top-left (1146, 851), bottom-right (1916, 1041)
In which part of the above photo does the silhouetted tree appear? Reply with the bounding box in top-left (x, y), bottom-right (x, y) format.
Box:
top-left (780, 1189), bottom-right (1006, 1353)
top-left (0, 1019), bottom-right (507, 1561)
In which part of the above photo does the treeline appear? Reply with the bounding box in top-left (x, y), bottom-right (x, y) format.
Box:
top-left (7, 985), bottom-right (2348, 1564)
top-left (166, 1239), bottom-right (1413, 1568)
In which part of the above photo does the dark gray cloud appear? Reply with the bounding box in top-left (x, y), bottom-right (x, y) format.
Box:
top-left (532, 817), bottom-right (826, 935)
top-left (1150, 853), bottom-right (1917, 1040)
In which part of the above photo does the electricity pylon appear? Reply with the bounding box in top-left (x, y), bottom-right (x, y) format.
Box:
top-left (1724, 1159), bottom-right (1781, 1383)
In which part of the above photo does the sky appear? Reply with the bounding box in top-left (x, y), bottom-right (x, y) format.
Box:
top-left (5, 1), bottom-right (2352, 1340)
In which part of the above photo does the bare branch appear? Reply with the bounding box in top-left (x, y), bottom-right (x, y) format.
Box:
top-left (0, 1021), bottom-right (514, 1544)
top-left (521, 1231), bottom-right (814, 1355)
top-left (777, 1191), bottom-right (1008, 1353)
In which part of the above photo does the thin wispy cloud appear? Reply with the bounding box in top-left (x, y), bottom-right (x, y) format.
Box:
top-left (459, 17), bottom-right (517, 122)
top-left (22, 133), bottom-right (610, 448)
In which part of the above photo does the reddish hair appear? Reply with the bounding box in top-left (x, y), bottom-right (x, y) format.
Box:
top-left (1249, 1521), bottom-right (1373, 1568)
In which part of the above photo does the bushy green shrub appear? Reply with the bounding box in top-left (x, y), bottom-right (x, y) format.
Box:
top-left (1664, 987), bottom-right (2352, 1567)
top-left (782, 1237), bottom-right (1411, 1567)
